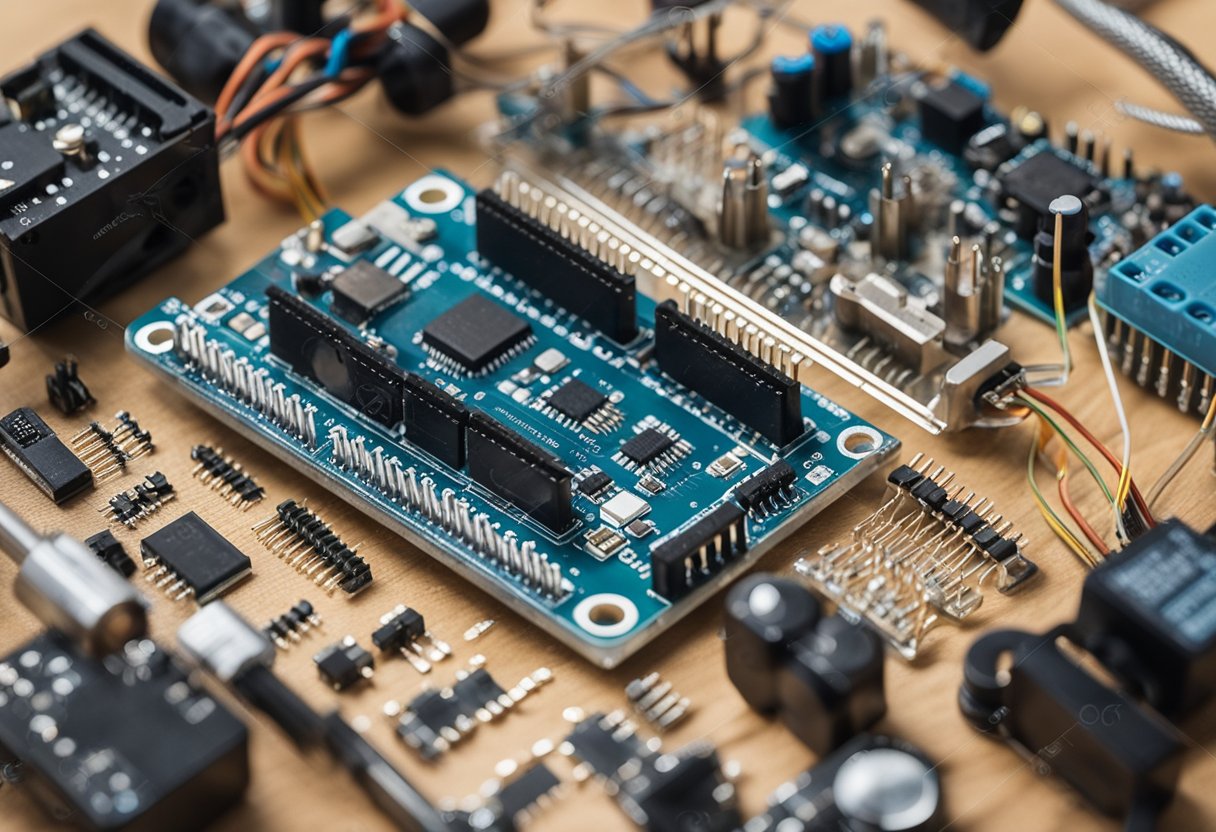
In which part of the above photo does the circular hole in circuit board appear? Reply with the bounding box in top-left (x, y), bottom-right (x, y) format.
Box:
top-left (133, 321), bottom-right (176, 354)
top-left (574, 594), bottom-right (639, 639)
top-left (837, 426), bottom-right (883, 459)
top-left (404, 175), bottom-right (464, 214)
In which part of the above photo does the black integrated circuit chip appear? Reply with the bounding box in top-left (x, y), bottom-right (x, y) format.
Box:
top-left (267, 285), bottom-right (406, 426)
top-left (653, 302), bottom-right (804, 446)
top-left (0, 407), bottom-right (92, 503)
top-left (140, 512), bottom-right (252, 603)
top-left (466, 412), bottom-right (573, 532)
top-left (619, 428), bottom-right (675, 465)
top-left (577, 470), bottom-right (614, 498)
top-left (421, 294), bottom-right (532, 374)
top-left (330, 260), bottom-right (408, 324)
top-left (403, 373), bottom-right (469, 468)
top-left (314, 637), bottom-right (375, 691)
top-left (475, 189), bottom-right (639, 344)
top-left (546, 378), bottom-right (608, 422)
top-left (999, 150), bottom-right (1102, 238)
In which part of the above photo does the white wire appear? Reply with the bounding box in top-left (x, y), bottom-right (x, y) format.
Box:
top-left (1087, 294), bottom-right (1131, 542)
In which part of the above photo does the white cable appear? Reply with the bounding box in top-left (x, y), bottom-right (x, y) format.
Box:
top-left (1088, 295), bottom-right (1131, 542)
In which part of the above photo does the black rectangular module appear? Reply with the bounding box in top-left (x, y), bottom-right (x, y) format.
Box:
top-left (0, 632), bottom-right (248, 832)
top-left (466, 412), bottom-right (573, 532)
top-left (652, 301), bottom-right (803, 446)
top-left (140, 512), bottom-right (252, 603)
top-left (651, 503), bottom-right (747, 600)
top-left (0, 407), bottom-right (92, 503)
top-left (498, 761), bottom-right (561, 819)
top-left (1075, 520), bottom-right (1216, 717)
top-left (404, 373), bottom-right (469, 468)
top-left (267, 284), bottom-right (405, 426)
top-left (330, 260), bottom-right (408, 324)
top-left (421, 293), bottom-right (532, 375)
top-left (918, 80), bottom-right (986, 153)
top-left (0, 29), bottom-right (224, 330)
top-left (475, 189), bottom-right (639, 344)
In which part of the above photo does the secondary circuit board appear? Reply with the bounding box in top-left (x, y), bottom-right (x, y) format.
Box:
top-left (126, 171), bottom-right (897, 667)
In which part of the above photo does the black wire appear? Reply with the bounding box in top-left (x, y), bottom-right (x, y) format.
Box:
top-left (229, 75), bottom-right (333, 142)
top-left (227, 61), bottom-right (272, 124)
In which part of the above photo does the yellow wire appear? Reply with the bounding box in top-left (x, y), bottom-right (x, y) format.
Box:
top-left (1027, 414), bottom-right (1097, 566)
top-left (1052, 211), bottom-right (1072, 381)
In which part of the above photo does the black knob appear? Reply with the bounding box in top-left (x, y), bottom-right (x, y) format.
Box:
top-left (409, 0), bottom-right (490, 47)
top-left (377, 25), bottom-right (455, 117)
top-left (904, 0), bottom-right (1026, 52)
top-left (148, 0), bottom-right (256, 103)
top-left (777, 614), bottom-right (886, 754)
top-left (724, 573), bottom-right (821, 713)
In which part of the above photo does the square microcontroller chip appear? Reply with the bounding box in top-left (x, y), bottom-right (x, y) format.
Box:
top-left (421, 294), bottom-right (532, 374)
top-left (1000, 150), bottom-right (1101, 238)
top-left (619, 428), bottom-right (675, 465)
top-left (140, 512), bottom-right (252, 603)
top-left (546, 378), bottom-right (608, 422)
top-left (330, 260), bottom-right (408, 324)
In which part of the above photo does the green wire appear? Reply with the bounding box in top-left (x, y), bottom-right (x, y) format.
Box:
top-left (1016, 392), bottom-right (1116, 508)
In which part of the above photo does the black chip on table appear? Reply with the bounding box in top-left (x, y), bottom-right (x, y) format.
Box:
top-left (330, 260), bottom-right (408, 324)
top-left (619, 428), bottom-right (675, 465)
top-left (139, 512), bottom-right (252, 603)
top-left (421, 294), bottom-right (532, 374)
top-left (546, 378), bottom-right (608, 422)
top-left (313, 637), bottom-right (375, 691)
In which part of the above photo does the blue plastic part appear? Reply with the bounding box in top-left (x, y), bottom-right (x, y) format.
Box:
top-left (1099, 204), bottom-right (1216, 375)
top-left (772, 53), bottom-right (815, 77)
top-left (810, 24), bottom-right (852, 54)
top-left (948, 70), bottom-right (992, 101)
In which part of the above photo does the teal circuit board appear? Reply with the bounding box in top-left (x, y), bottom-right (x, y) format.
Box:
top-left (127, 171), bottom-right (898, 667)
top-left (742, 76), bottom-right (1140, 327)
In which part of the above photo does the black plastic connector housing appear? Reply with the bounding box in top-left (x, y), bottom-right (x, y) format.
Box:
top-left (0, 29), bottom-right (224, 330)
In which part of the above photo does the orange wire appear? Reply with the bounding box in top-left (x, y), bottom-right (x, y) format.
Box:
top-left (1021, 387), bottom-right (1155, 527)
top-left (1053, 444), bottom-right (1110, 554)
top-left (216, 32), bottom-right (299, 126)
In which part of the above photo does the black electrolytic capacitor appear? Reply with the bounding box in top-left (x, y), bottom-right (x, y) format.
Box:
top-left (768, 53), bottom-right (815, 129)
top-left (1032, 193), bottom-right (1094, 310)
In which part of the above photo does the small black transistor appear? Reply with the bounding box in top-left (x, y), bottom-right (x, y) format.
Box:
top-left (140, 512), bottom-right (253, 603)
top-left (45, 355), bottom-right (94, 415)
top-left (85, 529), bottom-right (137, 577)
top-left (314, 636), bottom-right (376, 691)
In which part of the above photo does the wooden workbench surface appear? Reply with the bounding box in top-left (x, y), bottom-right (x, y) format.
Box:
top-left (2, 1), bottom-right (1214, 830)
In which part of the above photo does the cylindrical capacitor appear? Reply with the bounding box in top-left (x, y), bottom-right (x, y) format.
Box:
top-left (776, 614), bottom-right (887, 754)
top-left (811, 24), bottom-right (854, 102)
top-left (723, 573), bottom-right (822, 713)
top-left (1032, 194), bottom-right (1093, 310)
top-left (768, 53), bottom-right (816, 129)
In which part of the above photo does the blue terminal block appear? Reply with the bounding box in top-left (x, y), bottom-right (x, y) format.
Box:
top-left (1097, 204), bottom-right (1216, 414)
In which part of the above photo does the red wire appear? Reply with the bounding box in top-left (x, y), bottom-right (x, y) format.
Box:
top-left (1022, 387), bottom-right (1155, 527)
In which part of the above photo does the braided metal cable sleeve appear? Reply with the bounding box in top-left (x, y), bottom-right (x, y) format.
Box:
top-left (1054, 0), bottom-right (1216, 141)
top-left (1117, 99), bottom-right (1206, 134)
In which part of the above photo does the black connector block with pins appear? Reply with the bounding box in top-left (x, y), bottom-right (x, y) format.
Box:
top-left (85, 529), bottom-right (137, 578)
top-left (263, 600), bottom-right (322, 650)
top-left (191, 444), bottom-right (265, 507)
top-left (252, 499), bottom-right (373, 595)
top-left (45, 356), bottom-right (94, 415)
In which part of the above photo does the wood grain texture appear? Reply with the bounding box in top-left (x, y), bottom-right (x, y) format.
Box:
top-left (1, 1), bottom-right (1214, 830)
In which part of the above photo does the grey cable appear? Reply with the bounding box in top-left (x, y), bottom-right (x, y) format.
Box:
top-left (1117, 99), bottom-right (1206, 134)
top-left (1054, 0), bottom-right (1216, 141)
